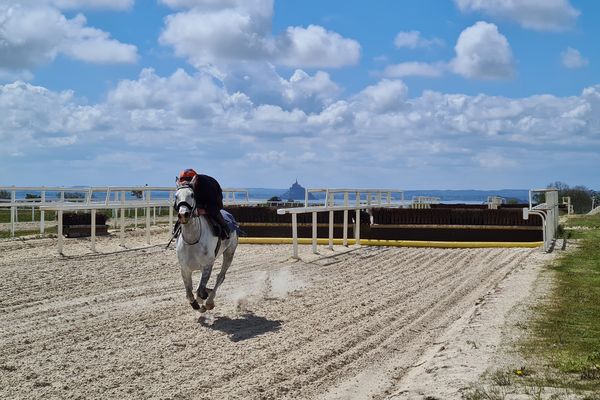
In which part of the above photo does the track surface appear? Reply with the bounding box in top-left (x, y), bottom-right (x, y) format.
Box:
top-left (0, 235), bottom-right (538, 399)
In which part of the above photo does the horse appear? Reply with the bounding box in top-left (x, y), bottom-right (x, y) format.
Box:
top-left (173, 180), bottom-right (239, 312)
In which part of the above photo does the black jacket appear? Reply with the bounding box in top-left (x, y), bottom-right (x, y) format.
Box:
top-left (192, 174), bottom-right (224, 215)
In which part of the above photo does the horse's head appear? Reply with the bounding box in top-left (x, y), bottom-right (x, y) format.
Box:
top-left (174, 183), bottom-right (196, 224)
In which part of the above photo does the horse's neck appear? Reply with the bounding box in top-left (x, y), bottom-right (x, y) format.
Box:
top-left (180, 216), bottom-right (203, 244)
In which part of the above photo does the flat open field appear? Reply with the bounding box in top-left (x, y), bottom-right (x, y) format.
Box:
top-left (0, 233), bottom-right (552, 399)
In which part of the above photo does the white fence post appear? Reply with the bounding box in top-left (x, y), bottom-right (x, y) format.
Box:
top-left (328, 210), bottom-right (334, 250)
top-left (342, 192), bottom-right (349, 247)
top-left (168, 191), bottom-right (174, 230)
top-left (91, 209), bottom-right (96, 252)
top-left (40, 190), bottom-right (46, 236)
top-left (10, 190), bottom-right (16, 238)
top-left (292, 213), bottom-right (299, 259)
top-left (145, 203), bottom-right (151, 245)
top-left (312, 211), bottom-right (318, 254)
top-left (120, 190), bottom-right (125, 246)
top-left (355, 191), bottom-right (361, 245)
top-left (58, 209), bottom-right (63, 254)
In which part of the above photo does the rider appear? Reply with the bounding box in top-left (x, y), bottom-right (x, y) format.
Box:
top-left (176, 168), bottom-right (230, 239)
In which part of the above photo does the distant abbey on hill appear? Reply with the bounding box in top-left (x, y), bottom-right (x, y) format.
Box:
top-left (280, 180), bottom-right (316, 201)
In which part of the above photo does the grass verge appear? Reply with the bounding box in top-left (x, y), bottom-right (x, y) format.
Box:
top-left (0, 227), bottom-right (58, 239)
top-left (520, 213), bottom-right (600, 394)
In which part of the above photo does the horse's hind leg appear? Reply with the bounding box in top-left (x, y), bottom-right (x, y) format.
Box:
top-left (181, 268), bottom-right (200, 310)
top-left (205, 247), bottom-right (236, 310)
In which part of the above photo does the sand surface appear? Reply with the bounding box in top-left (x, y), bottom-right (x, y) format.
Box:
top-left (0, 233), bottom-right (552, 399)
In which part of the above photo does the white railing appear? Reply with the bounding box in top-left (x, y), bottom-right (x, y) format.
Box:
top-left (561, 196), bottom-right (574, 215)
top-left (41, 200), bottom-right (171, 254)
top-left (305, 188), bottom-right (404, 207)
top-left (411, 196), bottom-right (440, 209)
top-left (523, 188), bottom-right (559, 252)
top-left (0, 185), bottom-right (250, 239)
top-left (279, 188), bottom-right (403, 258)
top-left (487, 196), bottom-right (505, 209)
top-left (223, 189), bottom-right (251, 205)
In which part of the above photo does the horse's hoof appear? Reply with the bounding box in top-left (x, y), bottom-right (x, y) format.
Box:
top-left (205, 303), bottom-right (215, 311)
top-left (199, 305), bottom-right (207, 313)
top-left (190, 300), bottom-right (200, 310)
top-left (197, 287), bottom-right (213, 300)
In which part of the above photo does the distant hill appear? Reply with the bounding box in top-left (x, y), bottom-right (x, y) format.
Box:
top-left (280, 180), bottom-right (316, 201)
top-left (244, 188), bottom-right (530, 203)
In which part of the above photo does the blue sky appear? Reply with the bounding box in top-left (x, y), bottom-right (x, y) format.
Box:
top-left (1, 0), bottom-right (599, 190)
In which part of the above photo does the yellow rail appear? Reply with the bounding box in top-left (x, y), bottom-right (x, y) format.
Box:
top-left (238, 237), bottom-right (543, 248)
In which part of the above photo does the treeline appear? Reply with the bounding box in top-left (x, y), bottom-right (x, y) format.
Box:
top-left (541, 181), bottom-right (600, 214)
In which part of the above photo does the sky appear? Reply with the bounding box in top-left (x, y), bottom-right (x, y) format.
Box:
top-left (1, 0), bottom-right (599, 190)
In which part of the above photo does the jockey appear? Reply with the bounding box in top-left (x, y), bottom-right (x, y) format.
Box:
top-left (175, 168), bottom-right (230, 239)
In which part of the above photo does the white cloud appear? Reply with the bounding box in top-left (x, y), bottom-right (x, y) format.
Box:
top-left (383, 62), bottom-right (445, 78)
top-left (159, 2), bottom-right (360, 68)
top-left (561, 47), bottom-right (589, 69)
top-left (394, 31), bottom-right (443, 49)
top-left (474, 152), bottom-right (517, 168)
top-left (0, 4), bottom-right (137, 71)
top-left (3, 74), bottom-right (600, 188)
top-left (355, 79), bottom-right (408, 113)
top-left (281, 70), bottom-right (340, 109)
top-left (276, 25), bottom-right (360, 68)
top-left (159, 7), bottom-right (272, 65)
top-left (17, 0), bottom-right (134, 10)
top-left (451, 21), bottom-right (514, 80)
top-left (454, 0), bottom-right (580, 32)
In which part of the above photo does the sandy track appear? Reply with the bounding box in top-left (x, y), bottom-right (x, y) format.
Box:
top-left (0, 235), bottom-right (541, 399)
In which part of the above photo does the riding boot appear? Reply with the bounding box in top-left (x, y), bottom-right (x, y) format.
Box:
top-left (214, 212), bottom-right (230, 239)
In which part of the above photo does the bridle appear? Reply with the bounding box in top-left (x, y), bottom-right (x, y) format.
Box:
top-left (173, 184), bottom-right (197, 216)
top-left (174, 184), bottom-right (201, 245)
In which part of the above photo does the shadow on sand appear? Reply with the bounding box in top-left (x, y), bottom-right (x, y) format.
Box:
top-left (199, 312), bottom-right (282, 342)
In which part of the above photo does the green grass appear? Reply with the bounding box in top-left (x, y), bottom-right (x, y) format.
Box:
top-left (520, 214), bottom-right (600, 392)
top-left (563, 213), bottom-right (600, 229)
top-left (0, 209), bottom-right (57, 223)
top-left (0, 226), bottom-right (58, 239)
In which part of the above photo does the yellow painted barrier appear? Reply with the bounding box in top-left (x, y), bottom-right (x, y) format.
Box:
top-left (238, 237), bottom-right (543, 249)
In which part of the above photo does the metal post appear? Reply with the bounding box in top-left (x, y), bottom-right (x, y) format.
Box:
top-left (113, 191), bottom-right (118, 227)
top-left (91, 208), bottom-right (96, 252)
top-left (355, 192), bottom-right (361, 245)
top-left (312, 211), bottom-right (318, 254)
top-left (328, 210), bottom-right (334, 250)
top-left (145, 207), bottom-right (151, 244)
top-left (40, 191), bottom-right (45, 235)
top-left (168, 191), bottom-right (173, 230)
top-left (10, 190), bottom-right (15, 238)
top-left (292, 213), bottom-right (299, 259)
top-left (58, 209), bottom-right (63, 254)
top-left (343, 192), bottom-right (349, 247)
top-left (120, 191), bottom-right (125, 246)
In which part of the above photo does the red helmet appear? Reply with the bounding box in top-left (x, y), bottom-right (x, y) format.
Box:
top-left (179, 168), bottom-right (197, 183)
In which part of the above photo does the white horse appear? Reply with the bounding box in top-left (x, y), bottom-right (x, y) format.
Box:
top-left (174, 181), bottom-right (238, 312)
